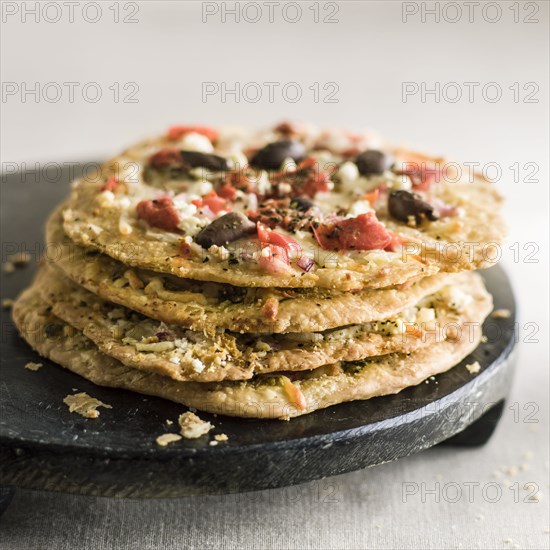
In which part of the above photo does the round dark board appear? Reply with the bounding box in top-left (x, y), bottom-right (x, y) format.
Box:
top-left (0, 164), bottom-right (517, 497)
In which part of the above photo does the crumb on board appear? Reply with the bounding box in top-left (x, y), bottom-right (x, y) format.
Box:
top-left (2, 262), bottom-right (15, 274)
top-left (9, 252), bottom-right (32, 266)
top-left (209, 440), bottom-right (218, 446)
top-left (465, 361), bottom-right (481, 374)
top-left (3, 253), bottom-right (33, 274)
top-left (24, 361), bottom-right (43, 371)
top-left (63, 392), bottom-right (112, 419)
top-left (166, 419), bottom-right (173, 425)
top-left (492, 308), bottom-right (511, 319)
top-left (178, 411), bottom-right (213, 439)
top-left (2, 298), bottom-right (14, 309)
top-left (156, 433), bottom-right (182, 447)
top-left (215, 433), bottom-right (228, 442)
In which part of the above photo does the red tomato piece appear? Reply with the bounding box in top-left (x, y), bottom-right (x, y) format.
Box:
top-left (257, 223), bottom-right (302, 259)
top-left (395, 163), bottom-right (439, 191)
top-left (167, 126), bottom-right (218, 142)
top-left (192, 191), bottom-right (227, 215)
top-left (216, 183), bottom-right (238, 201)
top-left (257, 244), bottom-right (292, 274)
top-left (136, 197), bottom-right (181, 232)
top-left (149, 147), bottom-right (183, 169)
top-left (384, 231), bottom-right (404, 252)
top-left (101, 176), bottom-right (119, 192)
top-left (362, 189), bottom-right (380, 206)
top-left (312, 213), bottom-right (392, 251)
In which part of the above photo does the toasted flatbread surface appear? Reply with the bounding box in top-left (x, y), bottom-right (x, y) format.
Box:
top-left (13, 287), bottom-right (488, 419)
top-left (47, 207), bottom-right (451, 333)
top-left (32, 265), bottom-right (491, 383)
top-left (61, 126), bottom-right (504, 291)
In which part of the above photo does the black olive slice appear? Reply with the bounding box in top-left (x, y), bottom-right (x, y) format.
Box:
top-left (250, 140), bottom-right (306, 170)
top-left (388, 190), bottom-right (438, 225)
top-left (290, 197), bottom-right (316, 211)
top-left (355, 150), bottom-right (394, 176)
top-left (180, 151), bottom-right (230, 172)
top-left (195, 212), bottom-right (256, 248)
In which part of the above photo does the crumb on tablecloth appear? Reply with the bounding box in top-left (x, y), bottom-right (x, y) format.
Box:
top-left (215, 433), bottom-right (228, 442)
top-left (63, 392), bottom-right (112, 419)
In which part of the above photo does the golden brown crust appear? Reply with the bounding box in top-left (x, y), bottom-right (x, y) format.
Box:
top-left (33, 265), bottom-right (491, 382)
top-left (12, 287), bottom-right (490, 419)
top-left (47, 207), bottom-right (451, 333)
top-left (59, 129), bottom-right (505, 291)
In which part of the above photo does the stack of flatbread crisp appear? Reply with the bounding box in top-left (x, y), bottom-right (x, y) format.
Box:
top-left (13, 122), bottom-right (505, 419)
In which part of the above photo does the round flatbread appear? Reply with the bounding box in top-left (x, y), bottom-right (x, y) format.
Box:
top-left (34, 265), bottom-right (492, 383)
top-left (47, 207), bottom-right (451, 333)
top-left (61, 123), bottom-right (504, 290)
top-left (13, 286), bottom-right (489, 419)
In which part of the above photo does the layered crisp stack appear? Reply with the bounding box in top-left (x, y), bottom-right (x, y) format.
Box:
top-left (13, 122), bottom-right (504, 419)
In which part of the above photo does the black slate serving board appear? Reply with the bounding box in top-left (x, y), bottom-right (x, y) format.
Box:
top-left (0, 163), bottom-right (517, 498)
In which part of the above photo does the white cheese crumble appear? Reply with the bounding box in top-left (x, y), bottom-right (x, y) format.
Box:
top-left (179, 132), bottom-right (214, 153)
top-left (347, 199), bottom-right (374, 217)
top-left (255, 170), bottom-right (272, 195)
top-left (87, 223), bottom-right (103, 235)
top-left (281, 157), bottom-right (297, 171)
top-left (172, 201), bottom-right (207, 236)
top-left (394, 318), bottom-right (407, 335)
top-left (117, 159), bottom-right (142, 183)
top-left (440, 286), bottom-right (473, 312)
top-left (178, 216), bottom-right (206, 237)
top-left (191, 358), bottom-right (206, 373)
top-left (338, 161), bottom-right (359, 190)
top-left (278, 183), bottom-right (292, 195)
top-left (173, 201), bottom-right (198, 218)
top-left (387, 172), bottom-right (412, 191)
top-left (227, 150), bottom-right (249, 170)
top-left (96, 190), bottom-right (116, 208)
top-left (188, 180), bottom-right (214, 196)
top-left (208, 245), bottom-right (230, 261)
top-left (174, 338), bottom-right (189, 349)
top-left (118, 197), bottom-right (132, 209)
top-left (319, 132), bottom-right (351, 153)
top-left (416, 307), bottom-right (436, 323)
top-left (118, 218), bottom-right (133, 235)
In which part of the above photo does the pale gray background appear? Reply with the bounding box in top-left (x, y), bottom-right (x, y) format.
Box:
top-left (1, 1), bottom-right (549, 549)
